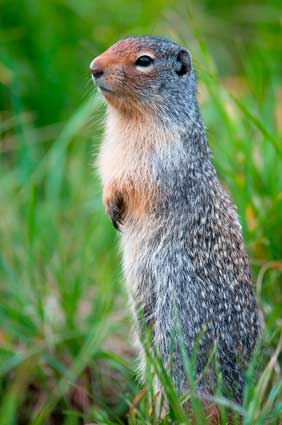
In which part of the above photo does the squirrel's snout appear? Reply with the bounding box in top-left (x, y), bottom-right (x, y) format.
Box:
top-left (90, 60), bottom-right (104, 79)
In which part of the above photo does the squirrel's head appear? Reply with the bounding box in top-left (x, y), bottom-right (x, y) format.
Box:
top-left (90, 36), bottom-right (197, 119)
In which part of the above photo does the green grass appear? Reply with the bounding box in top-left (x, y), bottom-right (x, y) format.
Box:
top-left (0, 0), bottom-right (281, 423)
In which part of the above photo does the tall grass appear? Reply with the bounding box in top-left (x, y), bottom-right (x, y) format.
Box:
top-left (0, 0), bottom-right (281, 423)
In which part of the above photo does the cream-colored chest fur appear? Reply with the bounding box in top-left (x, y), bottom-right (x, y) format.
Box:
top-left (98, 109), bottom-right (152, 188)
top-left (97, 107), bottom-right (184, 233)
top-left (97, 109), bottom-right (168, 222)
top-left (97, 108), bottom-right (181, 189)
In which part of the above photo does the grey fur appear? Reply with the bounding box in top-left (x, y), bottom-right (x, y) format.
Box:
top-left (95, 36), bottom-right (261, 404)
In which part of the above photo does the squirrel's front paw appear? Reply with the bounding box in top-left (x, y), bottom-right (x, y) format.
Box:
top-left (104, 192), bottom-right (125, 231)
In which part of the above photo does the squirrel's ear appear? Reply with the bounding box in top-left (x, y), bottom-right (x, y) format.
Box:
top-left (176, 48), bottom-right (191, 76)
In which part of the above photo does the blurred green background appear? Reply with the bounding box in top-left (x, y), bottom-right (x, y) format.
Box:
top-left (0, 0), bottom-right (281, 424)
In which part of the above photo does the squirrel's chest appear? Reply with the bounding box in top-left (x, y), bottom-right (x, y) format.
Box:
top-left (97, 111), bottom-right (179, 187)
top-left (97, 132), bottom-right (160, 223)
top-left (97, 114), bottom-right (184, 226)
top-left (97, 136), bottom-right (144, 186)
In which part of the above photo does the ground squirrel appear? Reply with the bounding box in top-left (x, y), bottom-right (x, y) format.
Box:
top-left (90, 36), bottom-right (261, 406)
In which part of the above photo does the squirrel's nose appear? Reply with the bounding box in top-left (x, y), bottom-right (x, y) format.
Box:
top-left (90, 60), bottom-right (104, 79)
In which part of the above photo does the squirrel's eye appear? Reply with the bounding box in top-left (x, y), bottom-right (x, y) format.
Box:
top-left (135, 55), bottom-right (154, 67)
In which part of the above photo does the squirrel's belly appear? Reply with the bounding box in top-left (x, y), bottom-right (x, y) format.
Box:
top-left (120, 219), bottom-right (156, 292)
top-left (120, 215), bottom-right (165, 292)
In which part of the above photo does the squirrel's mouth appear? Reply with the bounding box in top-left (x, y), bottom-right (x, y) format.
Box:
top-left (97, 84), bottom-right (115, 96)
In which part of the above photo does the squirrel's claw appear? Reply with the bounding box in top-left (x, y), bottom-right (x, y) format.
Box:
top-left (108, 194), bottom-right (125, 231)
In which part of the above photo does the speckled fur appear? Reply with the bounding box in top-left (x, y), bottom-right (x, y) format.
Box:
top-left (92, 36), bottom-right (261, 404)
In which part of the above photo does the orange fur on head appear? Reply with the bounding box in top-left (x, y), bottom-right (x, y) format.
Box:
top-left (91, 40), bottom-right (160, 114)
